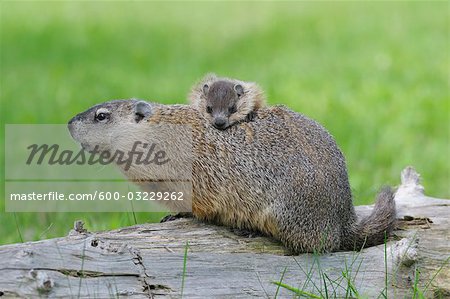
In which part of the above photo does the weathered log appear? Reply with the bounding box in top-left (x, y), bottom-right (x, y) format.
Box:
top-left (0, 167), bottom-right (448, 298)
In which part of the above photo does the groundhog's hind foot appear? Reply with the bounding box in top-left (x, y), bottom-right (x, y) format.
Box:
top-left (230, 228), bottom-right (264, 238)
top-left (160, 212), bottom-right (193, 223)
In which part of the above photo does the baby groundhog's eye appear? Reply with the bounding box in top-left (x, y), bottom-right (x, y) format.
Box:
top-left (206, 106), bottom-right (213, 114)
top-left (228, 106), bottom-right (237, 114)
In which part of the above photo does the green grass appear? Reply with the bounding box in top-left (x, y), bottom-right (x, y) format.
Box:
top-left (181, 241), bottom-right (190, 298)
top-left (1, 2), bottom-right (448, 245)
top-left (272, 248), bottom-right (449, 298)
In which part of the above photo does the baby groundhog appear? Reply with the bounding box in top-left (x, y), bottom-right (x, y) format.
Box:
top-left (68, 100), bottom-right (396, 254)
top-left (189, 74), bottom-right (266, 130)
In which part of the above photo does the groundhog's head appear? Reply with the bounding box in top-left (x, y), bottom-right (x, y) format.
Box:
top-left (202, 80), bottom-right (244, 130)
top-left (68, 100), bottom-right (153, 153)
top-left (189, 73), bottom-right (266, 130)
top-left (68, 100), bottom-right (193, 211)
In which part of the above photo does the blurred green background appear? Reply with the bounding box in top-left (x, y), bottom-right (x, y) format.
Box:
top-left (1, 2), bottom-right (448, 245)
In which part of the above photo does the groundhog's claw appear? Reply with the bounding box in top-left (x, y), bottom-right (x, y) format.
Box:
top-left (160, 212), bottom-right (193, 223)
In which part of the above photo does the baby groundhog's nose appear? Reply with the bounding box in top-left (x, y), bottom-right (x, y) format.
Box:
top-left (213, 118), bottom-right (227, 130)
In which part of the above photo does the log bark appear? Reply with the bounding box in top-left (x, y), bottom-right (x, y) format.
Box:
top-left (0, 167), bottom-right (448, 298)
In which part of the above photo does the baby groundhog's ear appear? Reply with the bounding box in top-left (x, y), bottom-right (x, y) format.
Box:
top-left (134, 101), bottom-right (152, 122)
top-left (234, 84), bottom-right (244, 97)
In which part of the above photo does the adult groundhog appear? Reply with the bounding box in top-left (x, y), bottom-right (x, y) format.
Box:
top-left (189, 74), bottom-right (266, 130)
top-left (68, 99), bottom-right (396, 254)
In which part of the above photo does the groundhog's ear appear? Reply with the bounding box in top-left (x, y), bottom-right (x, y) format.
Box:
top-left (135, 101), bottom-right (152, 122)
top-left (234, 84), bottom-right (244, 97)
top-left (202, 84), bottom-right (209, 95)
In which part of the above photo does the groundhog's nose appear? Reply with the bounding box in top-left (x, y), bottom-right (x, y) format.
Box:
top-left (68, 115), bottom-right (80, 125)
top-left (213, 118), bottom-right (227, 130)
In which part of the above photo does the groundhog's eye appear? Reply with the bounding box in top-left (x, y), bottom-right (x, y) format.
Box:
top-left (228, 106), bottom-right (237, 114)
top-left (206, 106), bottom-right (213, 114)
top-left (95, 112), bottom-right (110, 122)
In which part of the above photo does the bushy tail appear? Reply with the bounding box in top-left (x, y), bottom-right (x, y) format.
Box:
top-left (343, 186), bottom-right (397, 250)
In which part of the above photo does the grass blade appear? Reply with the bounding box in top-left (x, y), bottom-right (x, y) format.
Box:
top-left (272, 281), bottom-right (321, 299)
top-left (181, 241), bottom-right (189, 298)
top-left (273, 266), bottom-right (288, 299)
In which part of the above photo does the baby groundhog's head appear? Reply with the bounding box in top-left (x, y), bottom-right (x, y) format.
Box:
top-left (203, 80), bottom-right (244, 130)
top-left (189, 73), bottom-right (266, 130)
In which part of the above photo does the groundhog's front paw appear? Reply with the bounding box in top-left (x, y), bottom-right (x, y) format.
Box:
top-left (231, 228), bottom-right (263, 238)
top-left (245, 111), bottom-right (257, 122)
top-left (160, 212), bottom-right (193, 223)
